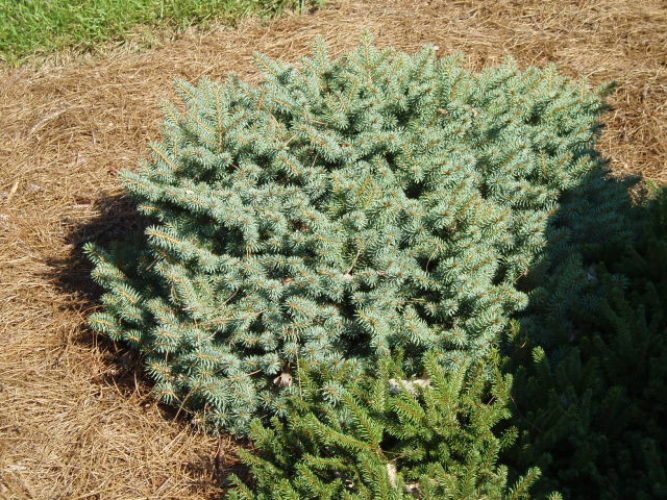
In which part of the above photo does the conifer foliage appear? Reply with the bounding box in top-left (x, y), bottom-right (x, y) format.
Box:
top-left (503, 188), bottom-right (667, 499)
top-left (84, 34), bottom-right (615, 435)
top-left (227, 353), bottom-right (553, 499)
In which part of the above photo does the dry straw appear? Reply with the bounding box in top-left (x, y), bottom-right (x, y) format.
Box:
top-left (1, 0), bottom-right (665, 497)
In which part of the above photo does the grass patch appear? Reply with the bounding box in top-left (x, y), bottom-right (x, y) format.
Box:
top-left (0, 0), bottom-right (323, 64)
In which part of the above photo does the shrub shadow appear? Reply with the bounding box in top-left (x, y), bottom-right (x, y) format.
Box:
top-left (45, 192), bottom-right (235, 492)
top-left (47, 194), bottom-right (151, 395)
top-left (501, 169), bottom-right (667, 499)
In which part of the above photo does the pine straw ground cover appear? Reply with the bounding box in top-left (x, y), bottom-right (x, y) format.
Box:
top-left (0, 0), bottom-right (665, 498)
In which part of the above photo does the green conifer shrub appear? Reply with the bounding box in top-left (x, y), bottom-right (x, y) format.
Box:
top-left (226, 352), bottom-right (557, 499)
top-left (502, 187), bottom-right (667, 499)
top-left (513, 167), bottom-right (639, 351)
top-left (84, 34), bottom-right (616, 435)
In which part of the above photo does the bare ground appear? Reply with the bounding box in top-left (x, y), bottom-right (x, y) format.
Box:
top-left (1, 0), bottom-right (665, 498)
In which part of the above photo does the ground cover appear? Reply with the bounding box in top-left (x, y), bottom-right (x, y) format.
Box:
top-left (0, 0), bottom-right (322, 65)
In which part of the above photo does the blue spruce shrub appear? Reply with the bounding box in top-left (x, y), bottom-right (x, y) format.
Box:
top-left (85, 34), bottom-right (616, 435)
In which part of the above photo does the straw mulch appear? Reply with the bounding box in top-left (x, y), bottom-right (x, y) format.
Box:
top-left (1, 0), bottom-right (665, 497)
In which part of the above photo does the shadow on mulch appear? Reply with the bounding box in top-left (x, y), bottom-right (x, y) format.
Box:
top-left (46, 194), bottom-right (149, 392)
top-left (44, 192), bottom-right (248, 491)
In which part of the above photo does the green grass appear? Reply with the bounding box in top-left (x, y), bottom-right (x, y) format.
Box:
top-left (0, 0), bottom-right (323, 65)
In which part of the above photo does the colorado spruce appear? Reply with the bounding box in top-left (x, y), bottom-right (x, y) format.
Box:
top-left (85, 34), bottom-right (616, 434)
